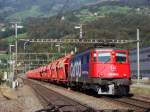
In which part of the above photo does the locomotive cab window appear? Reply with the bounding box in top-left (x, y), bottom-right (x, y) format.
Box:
top-left (116, 52), bottom-right (127, 63)
top-left (98, 52), bottom-right (111, 63)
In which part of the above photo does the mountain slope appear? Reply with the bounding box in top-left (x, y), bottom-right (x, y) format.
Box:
top-left (2, 0), bottom-right (143, 21)
top-left (0, 0), bottom-right (103, 21)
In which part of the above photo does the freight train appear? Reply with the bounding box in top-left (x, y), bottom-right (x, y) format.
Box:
top-left (26, 48), bottom-right (131, 96)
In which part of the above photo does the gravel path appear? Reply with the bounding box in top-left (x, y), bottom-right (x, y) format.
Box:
top-left (0, 79), bottom-right (43, 112)
top-left (17, 85), bottom-right (43, 112)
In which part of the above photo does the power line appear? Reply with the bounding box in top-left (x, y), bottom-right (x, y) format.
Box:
top-left (17, 53), bottom-right (65, 55)
top-left (20, 38), bottom-right (138, 44)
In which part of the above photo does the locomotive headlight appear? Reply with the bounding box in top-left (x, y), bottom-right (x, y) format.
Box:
top-left (112, 52), bottom-right (115, 55)
top-left (123, 74), bottom-right (127, 76)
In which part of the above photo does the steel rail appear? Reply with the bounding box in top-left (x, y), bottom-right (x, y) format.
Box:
top-left (103, 97), bottom-right (150, 111)
top-left (23, 78), bottom-right (97, 112)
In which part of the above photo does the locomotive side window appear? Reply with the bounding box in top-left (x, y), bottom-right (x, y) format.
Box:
top-left (82, 56), bottom-right (86, 64)
top-left (81, 56), bottom-right (84, 64)
top-left (116, 52), bottom-right (127, 63)
top-left (86, 54), bottom-right (90, 63)
top-left (98, 52), bottom-right (111, 63)
top-left (82, 54), bottom-right (90, 64)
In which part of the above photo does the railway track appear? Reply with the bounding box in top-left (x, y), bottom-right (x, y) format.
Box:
top-left (103, 96), bottom-right (150, 112)
top-left (132, 95), bottom-right (150, 103)
top-left (117, 97), bottom-right (150, 111)
top-left (38, 80), bottom-right (150, 111)
top-left (22, 77), bottom-right (150, 111)
top-left (23, 78), bottom-right (97, 112)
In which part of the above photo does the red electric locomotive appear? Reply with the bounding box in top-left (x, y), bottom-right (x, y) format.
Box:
top-left (69, 48), bottom-right (131, 95)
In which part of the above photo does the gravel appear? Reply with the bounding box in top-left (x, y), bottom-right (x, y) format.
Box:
top-left (32, 80), bottom-right (132, 111)
top-left (0, 79), bottom-right (43, 112)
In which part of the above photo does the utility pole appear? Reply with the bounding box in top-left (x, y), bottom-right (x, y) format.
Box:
top-left (80, 24), bottom-right (83, 39)
top-left (74, 24), bottom-right (83, 53)
top-left (137, 28), bottom-right (140, 83)
top-left (9, 45), bottom-right (15, 81)
top-left (11, 22), bottom-right (23, 77)
top-left (56, 44), bottom-right (61, 53)
top-left (47, 53), bottom-right (49, 62)
top-left (15, 23), bottom-right (18, 68)
top-left (75, 24), bottom-right (83, 39)
top-left (12, 53), bottom-right (15, 81)
top-left (23, 40), bottom-right (30, 73)
top-left (29, 54), bottom-right (31, 70)
top-left (74, 47), bottom-right (77, 53)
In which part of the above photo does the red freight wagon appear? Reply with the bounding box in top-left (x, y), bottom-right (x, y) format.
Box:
top-left (45, 65), bottom-right (50, 80)
top-left (35, 67), bottom-right (42, 79)
top-left (29, 70), bottom-right (35, 79)
top-left (26, 70), bottom-right (32, 78)
top-left (39, 66), bottom-right (44, 79)
top-left (57, 58), bottom-right (64, 81)
top-left (46, 63), bottom-right (52, 80)
top-left (27, 68), bottom-right (41, 79)
top-left (51, 61), bottom-right (58, 81)
top-left (28, 69), bottom-right (36, 79)
top-left (57, 54), bottom-right (72, 82)
top-left (41, 66), bottom-right (48, 80)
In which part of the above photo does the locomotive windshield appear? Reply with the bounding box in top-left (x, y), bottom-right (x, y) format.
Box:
top-left (116, 52), bottom-right (127, 63)
top-left (98, 52), bottom-right (111, 63)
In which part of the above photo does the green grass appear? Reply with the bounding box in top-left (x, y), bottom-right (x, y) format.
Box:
top-left (132, 79), bottom-right (150, 85)
top-left (77, 5), bottom-right (132, 23)
top-left (80, 9), bottom-right (89, 14)
top-left (97, 6), bottom-right (131, 14)
top-left (80, 16), bottom-right (97, 22)
top-left (2, 33), bottom-right (27, 43)
top-left (7, 5), bottom-right (42, 20)
top-left (131, 80), bottom-right (150, 96)
top-left (0, 54), bottom-right (9, 60)
top-left (80, 0), bottom-right (98, 3)
top-left (0, 33), bottom-right (28, 61)
top-left (131, 87), bottom-right (150, 96)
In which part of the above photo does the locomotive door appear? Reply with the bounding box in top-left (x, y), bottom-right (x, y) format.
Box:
top-left (81, 53), bottom-right (90, 82)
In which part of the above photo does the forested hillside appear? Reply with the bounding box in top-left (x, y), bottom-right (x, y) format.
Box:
top-left (26, 1), bottom-right (150, 48)
top-left (0, 0), bottom-right (100, 21)
top-left (0, 0), bottom-right (150, 21)
top-left (0, 0), bottom-right (150, 51)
